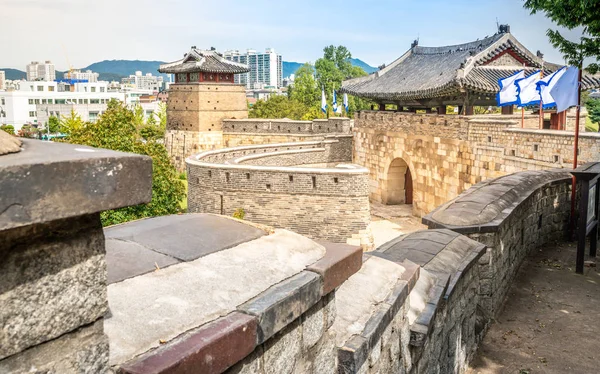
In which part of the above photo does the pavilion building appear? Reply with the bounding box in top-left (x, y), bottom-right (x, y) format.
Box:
top-left (159, 47), bottom-right (250, 170)
top-left (341, 25), bottom-right (600, 117)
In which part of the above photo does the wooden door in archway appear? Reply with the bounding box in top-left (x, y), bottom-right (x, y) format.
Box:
top-left (405, 167), bottom-right (413, 204)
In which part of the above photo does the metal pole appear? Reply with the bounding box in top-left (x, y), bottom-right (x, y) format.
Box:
top-left (539, 68), bottom-right (544, 129)
top-left (570, 65), bottom-right (583, 239)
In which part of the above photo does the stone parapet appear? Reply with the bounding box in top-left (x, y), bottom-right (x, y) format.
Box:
top-left (186, 137), bottom-right (370, 243)
top-left (0, 139), bottom-right (152, 372)
top-left (222, 117), bottom-right (352, 136)
top-left (423, 169), bottom-right (573, 317)
top-left (104, 214), bottom-right (362, 373)
top-left (334, 229), bottom-right (486, 374)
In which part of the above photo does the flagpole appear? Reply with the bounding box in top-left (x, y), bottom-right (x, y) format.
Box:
top-left (570, 64), bottom-right (583, 239)
top-left (539, 66), bottom-right (544, 129)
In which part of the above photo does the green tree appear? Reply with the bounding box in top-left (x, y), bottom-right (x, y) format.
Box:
top-left (586, 98), bottom-right (600, 125)
top-left (48, 116), bottom-right (61, 133)
top-left (60, 110), bottom-right (85, 135)
top-left (0, 124), bottom-right (15, 135)
top-left (249, 95), bottom-right (309, 120)
top-left (289, 63), bottom-right (320, 108)
top-left (524, 0), bottom-right (600, 73)
top-left (67, 100), bottom-right (185, 226)
top-left (314, 45), bottom-right (373, 117)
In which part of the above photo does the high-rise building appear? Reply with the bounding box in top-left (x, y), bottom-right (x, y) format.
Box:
top-left (0, 71), bottom-right (5, 90)
top-left (26, 61), bottom-right (56, 81)
top-left (224, 48), bottom-right (283, 88)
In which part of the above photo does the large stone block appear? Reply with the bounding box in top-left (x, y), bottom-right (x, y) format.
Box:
top-left (0, 320), bottom-right (108, 373)
top-left (0, 214), bottom-right (108, 359)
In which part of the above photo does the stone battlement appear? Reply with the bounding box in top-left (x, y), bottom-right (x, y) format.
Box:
top-left (186, 136), bottom-right (370, 243)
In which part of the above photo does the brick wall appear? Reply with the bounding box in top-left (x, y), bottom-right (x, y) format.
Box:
top-left (187, 137), bottom-right (370, 243)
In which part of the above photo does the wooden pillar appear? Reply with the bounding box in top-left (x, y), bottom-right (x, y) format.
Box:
top-left (425, 108), bottom-right (432, 114)
top-left (186, 73), bottom-right (190, 83)
top-left (379, 103), bottom-right (386, 111)
top-left (457, 106), bottom-right (463, 115)
top-left (465, 106), bottom-right (474, 116)
top-left (501, 106), bottom-right (514, 115)
top-left (436, 105), bottom-right (446, 115)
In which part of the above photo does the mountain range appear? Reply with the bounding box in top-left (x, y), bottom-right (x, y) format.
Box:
top-left (2, 58), bottom-right (377, 82)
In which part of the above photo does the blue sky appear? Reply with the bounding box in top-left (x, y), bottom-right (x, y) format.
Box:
top-left (1, 0), bottom-right (586, 70)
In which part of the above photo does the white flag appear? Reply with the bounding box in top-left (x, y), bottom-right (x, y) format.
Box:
top-left (332, 89), bottom-right (338, 113)
top-left (516, 71), bottom-right (542, 106)
top-left (550, 66), bottom-right (580, 113)
top-left (496, 70), bottom-right (525, 106)
top-left (321, 88), bottom-right (327, 114)
top-left (343, 93), bottom-right (349, 112)
top-left (537, 67), bottom-right (567, 109)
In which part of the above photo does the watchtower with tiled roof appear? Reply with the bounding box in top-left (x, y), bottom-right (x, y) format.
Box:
top-left (159, 47), bottom-right (250, 171)
top-left (341, 25), bottom-right (600, 115)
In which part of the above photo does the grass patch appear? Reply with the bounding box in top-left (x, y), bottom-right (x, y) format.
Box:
top-left (179, 179), bottom-right (188, 211)
top-left (586, 116), bottom-right (599, 132)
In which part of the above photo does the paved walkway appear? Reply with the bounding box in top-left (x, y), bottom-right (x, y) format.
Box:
top-left (369, 202), bottom-right (426, 249)
top-left (469, 241), bottom-right (599, 374)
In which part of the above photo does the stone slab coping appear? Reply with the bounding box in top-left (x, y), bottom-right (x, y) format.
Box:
top-left (335, 257), bottom-right (420, 373)
top-left (571, 161), bottom-right (600, 180)
top-left (108, 215), bottom-right (362, 373)
top-left (371, 229), bottom-right (486, 347)
top-left (505, 127), bottom-right (600, 138)
top-left (187, 139), bottom-right (369, 174)
top-left (0, 139), bottom-right (152, 231)
top-left (226, 147), bottom-right (325, 165)
top-left (423, 169), bottom-right (572, 233)
top-left (105, 214), bottom-right (267, 283)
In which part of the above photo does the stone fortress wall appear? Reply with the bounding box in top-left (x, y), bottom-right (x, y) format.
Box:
top-left (186, 132), bottom-right (370, 243)
top-left (1, 135), bottom-right (590, 374)
top-left (353, 111), bottom-right (600, 216)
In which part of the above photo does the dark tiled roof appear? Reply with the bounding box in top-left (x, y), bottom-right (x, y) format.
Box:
top-left (341, 33), bottom-right (600, 101)
top-left (159, 48), bottom-right (250, 74)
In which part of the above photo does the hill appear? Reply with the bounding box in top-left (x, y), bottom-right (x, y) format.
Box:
top-left (349, 58), bottom-right (378, 74)
top-left (2, 68), bottom-right (27, 80)
top-left (83, 60), bottom-right (168, 80)
top-left (3, 57), bottom-right (378, 82)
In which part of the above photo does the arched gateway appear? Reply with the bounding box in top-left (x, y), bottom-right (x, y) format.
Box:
top-left (383, 158), bottom-right (413, 205)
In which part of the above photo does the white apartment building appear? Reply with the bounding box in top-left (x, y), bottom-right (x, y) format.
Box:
top-left (26, 61), bottom-right (56, 81)
top-left (0, 71), bottom-right (5, 91)
top-left (63, 70), bottom-right (99, 82)
top-left (224, 48), bottom-right (283, 88)
top-left (121, 71), bottom-right (164, 92)
top-left (36, 101), bottom-right (160, 127)
top-left (0, 81), bottom-right (131, 130)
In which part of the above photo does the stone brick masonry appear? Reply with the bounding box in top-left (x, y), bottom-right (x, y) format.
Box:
top-left (187, 136), bottom-right (369, 243)
top-left (353, 111), bottom-right (600, 216)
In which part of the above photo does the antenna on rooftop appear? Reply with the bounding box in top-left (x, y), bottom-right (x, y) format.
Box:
top-left (496, 17), bottom-right (499, 32)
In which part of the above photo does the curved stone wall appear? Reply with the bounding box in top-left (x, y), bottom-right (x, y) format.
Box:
top-left (186, 135), bottom-right (370, 243)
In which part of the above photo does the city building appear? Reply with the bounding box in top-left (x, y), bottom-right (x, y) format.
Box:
top-left (224, 48), bottom-right (282, 88)
top-left (0, 80), bottom-right (157, 130)
top-left (0, 71), bottom-right (5, 90)
top-left (158, 46), bottom-right (250, 170)
top-left (121, 71), bottom-right (164, 92)
top-left (26, 61), bottom-right (56, 81)
top-left (63, 69), bottom-right (99, 82)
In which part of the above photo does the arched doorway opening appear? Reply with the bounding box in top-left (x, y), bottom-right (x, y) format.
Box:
top-left (384, 158), bottom-right (413, 205)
